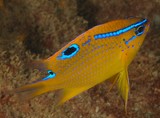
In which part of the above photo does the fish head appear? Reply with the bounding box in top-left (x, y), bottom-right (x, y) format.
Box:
top-left (124, 18), bottom-right (149, 45)
top-left (120, 18), bottom-right (150, 64)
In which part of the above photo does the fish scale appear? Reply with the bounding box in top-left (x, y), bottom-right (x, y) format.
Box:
top-left (15, 17), bottom-right (150, 111)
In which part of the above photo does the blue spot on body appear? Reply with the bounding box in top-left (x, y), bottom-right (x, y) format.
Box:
top-left (42, 70), bottom-right (56, 80)
top-left (57, 44), bottom-right (80, 60)
top-left (94, 19), bottom-right (147, 40)
top-left (82, 39), bottom-right (91, 46)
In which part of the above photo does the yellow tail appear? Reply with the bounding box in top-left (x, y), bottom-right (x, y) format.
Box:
top-left (29, 60), bottom-right (48, 72)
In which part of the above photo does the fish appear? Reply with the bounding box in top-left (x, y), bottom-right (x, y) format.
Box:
top-left (15, 17), bottom-right (150, 111)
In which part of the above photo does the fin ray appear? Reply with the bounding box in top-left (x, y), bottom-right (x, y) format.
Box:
top-left (117, 69), bottom-right (129, 112)
top-left (107, 74), bottom-right (119, 92)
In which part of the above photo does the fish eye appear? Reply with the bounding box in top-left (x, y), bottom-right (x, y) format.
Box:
top-left (135, 25), bottom-right (145, 36)
top-left (57, 44), bottom-right (80, 60)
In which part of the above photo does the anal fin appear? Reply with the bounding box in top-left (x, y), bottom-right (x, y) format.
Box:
top-left (117, 68), bottom-right (130, 112)
top-left (58, 86), bottom-right (92, 105)
top-left (108, 74), bottom-right (119, 92)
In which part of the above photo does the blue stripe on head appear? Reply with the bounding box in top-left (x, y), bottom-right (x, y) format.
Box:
top-left (94, 19), bottom-right (148, 40)
top-left (125, 35), bottom-right (137, 45)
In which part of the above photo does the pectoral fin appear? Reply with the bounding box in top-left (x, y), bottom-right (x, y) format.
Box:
top-left (117, 69), bottom-right (130, 112)
top-left (58, 86), bottom-right (93, 105)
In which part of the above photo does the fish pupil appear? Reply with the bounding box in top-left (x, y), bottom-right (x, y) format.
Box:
top-left (138, 26), bottom-right (144, 33)
top-left (135, 25), bottom-right (145, 36)
top-left (64, 47), bottom-right (76, 55)
top-left (49, 71), bottom-right (54, 75)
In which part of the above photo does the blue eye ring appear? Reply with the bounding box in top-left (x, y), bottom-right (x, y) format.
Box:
top-left (57, 44), bottom-right (80, 60)
top-left (135, 25), bottom-right (145, 36)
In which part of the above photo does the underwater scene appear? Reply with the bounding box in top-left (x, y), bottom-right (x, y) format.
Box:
top-left (0, 0), bottom-right (160, 118)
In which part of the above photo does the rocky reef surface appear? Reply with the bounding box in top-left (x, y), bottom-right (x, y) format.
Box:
top-left (0, 0), bottom-right (159, 118)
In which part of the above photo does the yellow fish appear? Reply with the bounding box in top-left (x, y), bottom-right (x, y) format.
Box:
top-left (15, 17), bottom-right (150, 111)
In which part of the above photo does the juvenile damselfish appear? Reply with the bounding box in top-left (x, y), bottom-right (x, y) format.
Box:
top-left (15, 17), bottom-right (150, 111)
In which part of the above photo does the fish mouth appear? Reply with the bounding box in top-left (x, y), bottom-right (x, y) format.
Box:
top-left (143, 18), bottom-right (150, 25)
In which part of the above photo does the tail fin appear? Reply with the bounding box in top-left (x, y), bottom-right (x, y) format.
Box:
top-left (29, 60), bottom-right (48, 72)
top-left (15, 80), bottom-right (60, 101)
